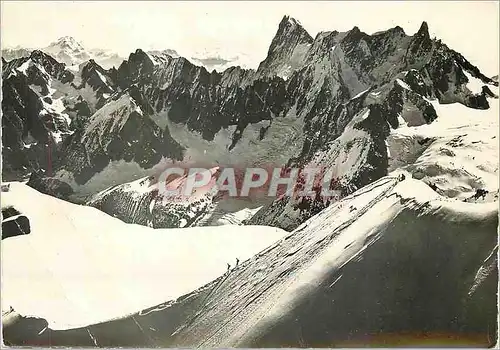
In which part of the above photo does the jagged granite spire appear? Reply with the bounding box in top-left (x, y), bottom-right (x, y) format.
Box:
top-left (416, 21), bottom-right (430, 40)
top-left (267, 15), bottom-right (313, 55)
top-left (257, 15), bottom-right (314, 79)
top-left (405, 21), bottom-right (433, 66)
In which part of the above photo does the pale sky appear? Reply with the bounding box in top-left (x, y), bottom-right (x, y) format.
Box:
top-left (1, 1), bottom-right (498, 75)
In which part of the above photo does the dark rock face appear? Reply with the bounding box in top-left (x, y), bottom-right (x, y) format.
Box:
top-left (2, 216), bottom-right (31, 239)
top-left (2, 206), bottom-right (21, 219)
top-left (256, 16), bottom-right (313, 79)
top-left (58, 87), bottom-right (184, 185)
top-left (482, 85), bottom-right (498, 98)
top-left (1, 50), bottom-right (113, 179)
top-left (1, 206), bottom-right (31, 239)
top-left (249, 77), bottom-right (439, 230)
top-left (115, 49), bottom-right (155, 88)
top-left (405, 21), bottom-right (433, 67)
top-left (27, 171), bottom-right (74, 200)
top-left (2, 312), bottom-right (49, 346)
top-left (1, 72), bottom-right (57, 180)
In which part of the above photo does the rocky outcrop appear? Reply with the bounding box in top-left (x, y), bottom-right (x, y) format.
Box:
top-left (27, 171), bottom-right (74, 200)
top-left (1, 206), bottom-right (30, 239)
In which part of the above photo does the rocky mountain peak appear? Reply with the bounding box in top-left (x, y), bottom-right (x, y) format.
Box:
top-left (381, 25), bottom-right (406, 37)
top-left (29, 49), bottom-right (51, 61)
top-left (129, 49), bottom-right (154, 66)
top-left (278, 15), bottom-right (303, 31)
top-left (343, 25), bottom-right (370, 43)
top-left (116, 49), bottom-right (155, 88)
top-left (80, 58), bottom-right (108, 83)
top-left (405, 21), bottom-right (433, 65)
top-left (2, 37), bottom-right (124, 69)
top-left (416, 21), bottom-right (430, 40)
top-left (268, 15), bottom-right (313, 53)
top-left (148, 49), bottom-right (180, 58)
top-left (350, 25), bottom-right (361, 34)
top-left (256, 15), bottom-right (314, 79)
top-left (28, 50), bottom-right (70, 80)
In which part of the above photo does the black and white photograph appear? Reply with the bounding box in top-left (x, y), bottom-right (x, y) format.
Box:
top-left (1, 1), bottom-right (499, 347)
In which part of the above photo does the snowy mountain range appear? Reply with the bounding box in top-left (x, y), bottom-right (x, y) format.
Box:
top-left (3, 16), bottom-right (497, 227)
top-left (2, 37), bottom-right (256, 72)
top-left (2, 37), bottom-right (125, 69)
top-left (1, 14), bottom-right (499, 347)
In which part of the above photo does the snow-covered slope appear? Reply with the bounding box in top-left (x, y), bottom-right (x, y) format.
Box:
top-left (170, 178), bottom-right (497, 347)
top-left (84, 48), bottom-right (124, 70)
top-left (1, 182), bottom-right (287, 330)
top-left (251, 86), bottom-right (499, 230)
top-left (85, 167), bottom-right (269, 228)
top-left (86, 167), bottom-right (221, 228)
top-left (4, 176), bottom-right (496, 346)
top-left (388, 97), bottom-right (499, 200)
top-left (42, 37), bottom-right (92, 67)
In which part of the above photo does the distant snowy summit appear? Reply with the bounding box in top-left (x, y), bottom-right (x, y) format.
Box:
top-left (189, 49), bottom-right (258, 72)
top-left (44, 36), bottom-right (126, 70)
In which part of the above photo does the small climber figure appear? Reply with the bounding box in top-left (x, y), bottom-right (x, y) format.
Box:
top-left (235, 258), bottom-right (240, 266)
top-left (398, 173), bottom-right (406, 182)
top-left (226, 263), bottom-right (231, 271)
